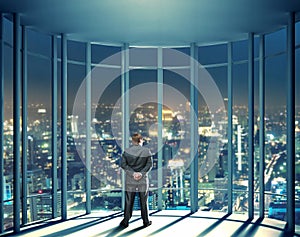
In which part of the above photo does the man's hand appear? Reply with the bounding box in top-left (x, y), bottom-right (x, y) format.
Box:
top-left (133, 172), bottom-right (142, 180)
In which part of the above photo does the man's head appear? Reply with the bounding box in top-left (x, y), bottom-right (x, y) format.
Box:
top-left (131, 133), bottom-right (143, 145)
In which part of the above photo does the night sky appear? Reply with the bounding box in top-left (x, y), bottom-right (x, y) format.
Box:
top-left (3, 17), bottom-right (300, 119)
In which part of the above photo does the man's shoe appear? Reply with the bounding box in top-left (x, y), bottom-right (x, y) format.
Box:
top-left (143, 221), bottom-right (152, 228)
top-left (119, 221), bottom-right (129, 228)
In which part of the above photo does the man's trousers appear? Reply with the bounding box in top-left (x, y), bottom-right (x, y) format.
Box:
top-left (123, 189), bottom-right (149, 225)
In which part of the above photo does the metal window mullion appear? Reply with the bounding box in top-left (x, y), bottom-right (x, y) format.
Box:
top-left (51, 35), bottom-right (58, 219)
top-left (121, 43), bottom-right (129, 211)
top-left (13, 13), bottom-right (21, 233)
top-left (157, 47), bottom-right (163, 211)
top-left (85, 42), bottom-right (91, 214)
top-left (248, 32), bottom-right (255, 219)
top-left (286, 12), bottom-right (296, 234)
top-left (259, 35), bottom-right (265, 219)
top-left (61, 34), bottom-right (68, 220)
top-left (227, 42), bottom-right (233, 214)
top-left (0, 13), bottom-right (4, 234)
top-left (21, 25), bottom-right (28, 226)
top-left (190, 43), bottom-right (198, 213)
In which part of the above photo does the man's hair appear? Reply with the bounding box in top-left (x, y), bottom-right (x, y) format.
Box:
top-left (132, 133), bottom-right (143, 143)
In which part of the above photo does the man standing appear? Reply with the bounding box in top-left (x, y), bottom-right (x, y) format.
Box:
top-left (120, 133), bottom-right (153, 228)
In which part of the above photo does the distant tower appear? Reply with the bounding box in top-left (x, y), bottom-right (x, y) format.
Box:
top-left (37, 108), bottom-right (47, 116)
top-left (237, 125), bottom-right (242, 171)
top-left (168, 159), bottom-right (184, 204)
top-left (68, 115), bottom-right (79, 137)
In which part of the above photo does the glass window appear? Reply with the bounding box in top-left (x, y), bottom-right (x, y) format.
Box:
top-left (253, 60), bottom-right (260, 214)
top-left (265, 29), bottom-right (286, 56)
top-left (129, 69), bottom-right (157, 85)
top-left (163, 47), bottom-right (190, 67)
top-left (129, 47), bottom-right (157, 67)
top-left (265, 53), bottom-right (287, 222)
top-left (67, 63), bottom-right (87, 217)
top-left (174, 47), bottom-right (191, 57)
top-left (27, 54), bottom-right (52, 222)
top-left (163, 69), bottom-right (190, 210)
top-left (91, 44), bottom-right (121, 65)
top-left (3, 44), bottom-right (14, 231)
top-left (233, 39), bottom-right (248, 62)
top-left (91, 66), bottom-right (122, 211)
top-left (232, 62), bottom-right (249, 214)
top-left (67, 40), bottom-right (86, 62)
top-left (27, 29), bottom-right (51, 56)
top-left (265, 33), bottom-right (288, 224)
top-left (197, 65), bottom-right (228, 212)
top-left (57, 58), bottom-right (62, 217)
top-left (198, 44), bottom-right (227, 65)
top-left (206, 66), bottom-right (228, 100)
top-left (129, 69), bottom-right (159, 210)
top-left (129, 69), bottom-right (158, 137)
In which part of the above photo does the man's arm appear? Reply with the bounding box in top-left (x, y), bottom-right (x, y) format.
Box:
top-left (121, 152), bottom-right (135, 176)
top-left (140, 155), bottom-right (153, 176)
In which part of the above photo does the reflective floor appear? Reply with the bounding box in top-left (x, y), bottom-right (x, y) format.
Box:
top-left (6, 210), bottom-right (300, 237)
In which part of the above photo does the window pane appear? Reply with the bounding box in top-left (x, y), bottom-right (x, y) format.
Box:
top-left (129, 69), bottom-right (159, 210)
top-left (67, 40), bottom-right (86, 62)
top-left (206, 66), bottom-right (228, 99)
top-left (57, 59), bottom-right (62, 217)
top-left (3, 44), bottom-right (14, 231)
top-left (91, 66), bottom-right (122, 211)
top-left (67, 63), bottom-right (87, 217)
top-left (265, 54), bottom-right (287, 222)
top-left (163, 69), bottom-right (190, 210)
top-left (91, 44), bottom-right (121, 65)
top-left (198, 44), bottom-right (227, 65)
top-left (27, 54), bottom-right (52, 222)
top-left (198, 65), bottom-right (228, 212)
top-left (265, 29), bottom-right (286, 56)
top-left (27, 29), bottom-right (51, 56)
top-left (232, 62), bottom-right (248, 214)
top-left (253, 60), bottom-right (260, 214)
top-left (129, 47), bottom-right (157, 67)
top-left (233, 40), bottom-right (248, 62)
top-left (163, 48), bottom-right (190, 67)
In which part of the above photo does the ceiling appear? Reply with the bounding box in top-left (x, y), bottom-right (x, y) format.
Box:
top-left (0, 0), bottom-right (300, 46)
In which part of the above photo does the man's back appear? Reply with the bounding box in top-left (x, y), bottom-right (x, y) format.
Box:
top-left (123, 145), bottom-right (152, 173)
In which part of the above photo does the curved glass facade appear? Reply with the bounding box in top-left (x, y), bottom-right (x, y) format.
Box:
top-left (0, 12), bottom-right (300, 234)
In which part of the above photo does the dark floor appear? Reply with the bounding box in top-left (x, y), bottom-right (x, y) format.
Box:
top-left (4, 210), bottom-right (300, 237)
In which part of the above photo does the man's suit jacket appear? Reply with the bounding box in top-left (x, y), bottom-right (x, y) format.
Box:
top-left (121, 144), bottom-right (153, 188)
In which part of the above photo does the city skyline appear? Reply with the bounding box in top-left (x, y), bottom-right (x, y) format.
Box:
top-left (2, 101), bottom-right (299, 219)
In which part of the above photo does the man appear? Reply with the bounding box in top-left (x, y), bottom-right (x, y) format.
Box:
top-left (120, 133), bottom-right (153, 228)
